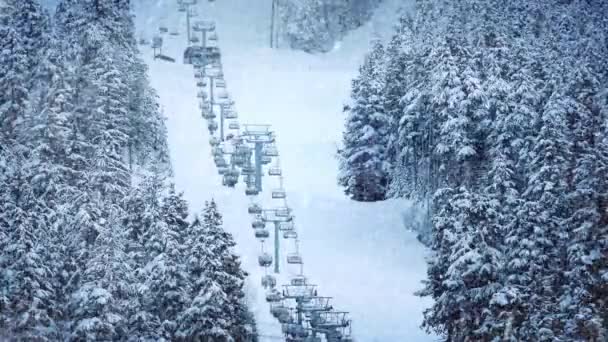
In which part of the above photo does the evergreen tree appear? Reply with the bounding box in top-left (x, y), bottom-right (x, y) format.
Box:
top-left (338, 40), bottom-right (390, 201)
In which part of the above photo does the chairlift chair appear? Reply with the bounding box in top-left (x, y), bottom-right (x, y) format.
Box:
top-left (170, 29), bottom-right (180, 36)
top-left (190, 36), bottom-right (200, 44)
top-left (275, 207), bottom-right (291, 217)
top-left (252, 217), bottom-right (265, 229)
top-left (228, 121), bottom-right (240, 130)
top-left (248, 203), bottom-right (263, 214)
top-left (272, 188), bottom-right (287, 199)
top-left (290, 275), bottom-right (307, 286)
top-left (263, 144), bottom-right (279, 157)
top-left (217, 90), bottom-right (229, 100)
top-left (217, 167), bottom-right (229, 175)
top-left (278, 221), bottom-right (294, 231)
top-left (178, 3), bottom-right (187, 12)
top-left (261, 155), bottom-right (272, 165)
top-left (202, 111), bottom-right (216, 120)
top-left (194, 71), bottom-right (204, 78)
top-left (209, 137), bottom-right (219, 146)
top-left (196, 91), bottom-right (207, 99)
top-left (287, 253), bottom-right (303, 265)
top-left (215, 79), bottom-right (226, 88)
top-left (268, 167), bottom-right (282, 176)
top-left (208, 121), bottom-right (218, 132)
top-left (212, 146), bottom-right (223, 157)
top-left (262, 274), bottom-right (277, 289)
top-left (284, 230), bottom-right (298, 239)
top-left (214, 156), bottom-right (228, 168)
top-left (258, 253), bottom-right (273, 267)
top-left (245, 186), bottom-right (259, 196)
top-left (255, 228), bottom-right (270, 239)
top-left (242, 165), bottom-right (255, 176)
top-left (223, 174), bottom-right (238, 187)
top-left (231, 154), bottom-right (246, 167)
top-left (159, 26), bottom-right (168, 33)
top-left (208, 32), bottom-right (218, 41)
top-left (224, 110), bottom-right (238, 119)
top-left (265, 290), bottom-right (282, 302)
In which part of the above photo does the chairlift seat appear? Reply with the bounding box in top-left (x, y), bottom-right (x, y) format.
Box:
top-left (272, 189), bottom-right (286, 199)
top-left (284, 230), bottom-right (298, 239)
top-left (217, 167), bottom-right (229, 175)
top-left (248, 204), bottom-right (263, 214)
top-left (262, 275), bottom-right (277, 289)
top-left (252, 218), bottom-right (265, 229)
top-left (228, 122), bottom-right (240, 130)
top-left (224, 111), bottom-right (238, 119)
top-left (255, 228), bottom-right (269, 239)
top-left (258, 253), bottom-right (273, 267)
top-left (278, 221), bottom-right (294, 231)
top-left (287, 254), bottom-right (303, 265)
top-left (268, 167), bottom-right (282, 176)
top-left (245, 187), bottom-right (259, 196)
top-left (209, 137), bottom-right (219, 146)
top-left (266, 290), bottom-right (282, 302)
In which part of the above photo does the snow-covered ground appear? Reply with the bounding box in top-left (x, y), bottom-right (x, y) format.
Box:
top-left (136, 0), bottom-right (432, 340)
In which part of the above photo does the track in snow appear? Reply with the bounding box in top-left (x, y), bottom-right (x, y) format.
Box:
top-left (135, 0), bottom-right (433, 340)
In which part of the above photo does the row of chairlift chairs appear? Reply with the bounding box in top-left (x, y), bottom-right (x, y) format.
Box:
top-left (185, 16), bottom-right (353, 342)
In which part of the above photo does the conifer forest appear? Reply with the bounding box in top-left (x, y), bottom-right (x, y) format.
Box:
top-left (1, 0), bottom-right (607, 341)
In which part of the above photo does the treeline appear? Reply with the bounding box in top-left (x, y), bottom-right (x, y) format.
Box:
top-left (0, 0), bottom-right (256, 341)
top-left (338, 0), bottom-right (608, 340)
top-left (279, 0), bottom-right (382, 53)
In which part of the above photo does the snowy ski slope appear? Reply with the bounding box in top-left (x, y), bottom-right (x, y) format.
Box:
top-left (135, 0), bottom-right (432, 340)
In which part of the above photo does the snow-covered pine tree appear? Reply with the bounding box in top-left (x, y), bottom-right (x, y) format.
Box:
top-left (178, 200), bottom-right (255, 341)
top-left (69, 206), bottom-right (132, 341)
top-left (338, 40), bottom-right (390, 201)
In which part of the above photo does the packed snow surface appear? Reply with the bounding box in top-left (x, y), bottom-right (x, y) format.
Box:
top-left (136, 0), bottom-right (432, 340)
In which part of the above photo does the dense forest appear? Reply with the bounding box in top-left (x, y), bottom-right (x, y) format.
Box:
top-left (339, 0), bottom-right (608, 340)
top-left (0, 0), bottom-right (256, 340)
top-left (279, 0), bottom-right (383, 52)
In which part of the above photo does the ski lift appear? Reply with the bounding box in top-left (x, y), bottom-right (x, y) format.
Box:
top-left (283, 324), bottom-right (307, 338)
top-left (263, 144), bottom-right (279, 157)
top-left (212, 146), bottom-right (223, 157)
top-left (245, 186), bottom-right (259, 196)
top-left (278, 221), bottom-right (294, 231)
top-left (261, 155), bottom-right (272, 165)
top-left (287, 253), bottom-right (303, 265)
top-left (194, 71), bottom-right (204, 78)
top-left (208, 121), bottom-right (218, 132)
top-left (217, 167), bottom-right (229, 175)
top-left (268, 167), bottom-right (282, 176)
top-left (275, 207), bottom-right (291, 217)
top-left (248, 203), bottom-right (263, 214)
top-left (209, 137), bottom-right (219, 146)
top-left (228, 121), bottom-right (240, 130)
top-left (272, 188), bottom-right (286, 199)
top-left (217, 90), bottom-right (229, 100)
top-left (242, 165), bottom-right (255, 176)
top-left (291, 275), bottom-right (307, 286)
top-left (170, 29), bottom-right (180, 36)
top-left (258, 253), bottom-right (273, 267)
top-left (224, 110), bottom-right (238, 119)
top-left (265, 290), bottom-right (282, 302)
top-left (202, 110), bottom-right (216, 120)
top-left (159, 26), bottom-right (169, 34)
top-left (262, 275), bottom-right (277, 289)
top-left (223, 173), bottom-right (238, 187)
top-left (215, 79), bottom-right (226, 88)
top-left (231, 154), bottom-right (247, 167)
top-left (255, 228), bottom-right (270, 239)
top-left (214, 156), bottom-right (227, 168)
top-left (283, 230), bottom-right (298, 239)
top-left (252, 217), bottom-right (265, 229)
